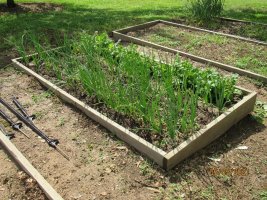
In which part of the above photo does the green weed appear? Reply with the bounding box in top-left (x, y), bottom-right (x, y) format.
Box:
top-left (31, 91), bottom-right (53, 103)
top-left (258, 190), bottom-right (267, 200)
top-left (58, 117), bottom-right (66, 127)
top-left (235, 56), bottom-right (267, 76)
top-left (201, 185), bottom-right (215, 199)
top-left (252, 101), bottom-right (267, 123)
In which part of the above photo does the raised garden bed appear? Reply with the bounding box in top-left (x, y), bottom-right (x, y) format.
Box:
top-left (0, 128), bottom-right (63, 200)
top-left (12, 34), bottom-right (257, 170)
top-left (112, 20), bottom-right (267, 83)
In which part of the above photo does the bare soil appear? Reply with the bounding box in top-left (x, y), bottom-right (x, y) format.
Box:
top-left (0, 17), bottom-right (267, 199)
top-left (0, 55), bottom-right (267, 199)
top-left (0, 67), bottom-right (160, 200)
top-left (171, 18), bottom-right (267, 42)
top-left (0, 146), bottom-right (47, 200)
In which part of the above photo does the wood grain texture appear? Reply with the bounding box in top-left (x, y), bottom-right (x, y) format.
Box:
top-left (115, 20), bottom-right (160, 34)
top-left (219, 17), bottom-right (267, 27)
top-left (0, 130), bottom-right (64, 200)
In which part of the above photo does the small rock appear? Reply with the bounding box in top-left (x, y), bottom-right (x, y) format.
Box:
top-left (146, 187), bottom-right (161, 193)
top-left (116, 146), bottom-right (127, 150)
top-left (105, 168), bottom-right (112, 174)
top-left (235, 146), bottom-right (248, 150)
top-left (28, 62), bottom-right (36, 67)
top-left (207, 157), bottom-right (221, 162)
top-left (26, 178), bottom-right (34, 183)
top-left (180, 193), bottom-right (186, 198)
top-left (100, 192), bottom-right (108, 196)
top-left (71, 194), bottom-right (82, 199)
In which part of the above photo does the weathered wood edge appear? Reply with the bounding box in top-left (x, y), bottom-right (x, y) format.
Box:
top-left (114, 20), bottom-right (160, 34)
top-left (112, 31), bottom-right (267, 83)
top-left (159, 20), bottom-right (267, 46)
top-left (163, 91), bottom-right (257, 170)
top-left (219, 17), bottom-right (267, 26)
top-left (113, 19), bottom-right (267, 46)
top-left (113, 19), bottom-right (266, 46)
top-left (0, 130), bottom-right (64, 200)
top-left (12, 58), bottom-right (166, 167)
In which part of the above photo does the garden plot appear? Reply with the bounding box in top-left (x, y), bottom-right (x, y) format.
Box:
top-left (134, 45), bottom-right (260, 86)
top-left (12, 33), bottom-right (256, 170)
top-left (132, 24), bottom-right (267, 74)
top-left (128, 23), bottom-right (267, 75)
top-left (113, 20), bottom-right (267, 83)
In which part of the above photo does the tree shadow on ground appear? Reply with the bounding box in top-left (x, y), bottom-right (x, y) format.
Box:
top-left (0, 3), bottom-right (63, 14)
top-left (0, 3), bottom-right (266, 53)
top-left (223, 8), bottom-right (267, 24)
top-left (0, 4), bottom-right (183, 66)
top-left (0, 4), bottom-right (183, 50)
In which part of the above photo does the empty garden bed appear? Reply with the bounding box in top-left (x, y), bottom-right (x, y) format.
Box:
top-left (113, 20), bottom-right (267, 83)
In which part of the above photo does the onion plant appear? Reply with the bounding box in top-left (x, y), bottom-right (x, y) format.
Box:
top-left (18, 32), bottom-right (239, 141)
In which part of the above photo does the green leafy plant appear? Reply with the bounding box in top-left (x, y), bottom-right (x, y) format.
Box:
top-left (18, 32), bottom-right (239, 146)
top-left (252, 101), bottom-right (267, 123)
top-left (188, 0), bottom-right (225, 22)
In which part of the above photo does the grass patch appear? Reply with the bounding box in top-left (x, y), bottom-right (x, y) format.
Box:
top-left (0, 0), bottom-right (266, 55)
top-left (235, 56), bottom-right (267, 75)
top-left (31, 90), bottom-right (53, 103)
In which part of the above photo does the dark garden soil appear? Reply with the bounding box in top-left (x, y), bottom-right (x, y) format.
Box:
top-left (128, 23), bottom-right (267, 76)
top-left (0, 3), bottom-right (63, 15)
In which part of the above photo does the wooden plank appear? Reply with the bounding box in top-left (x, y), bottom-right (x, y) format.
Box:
top-left (159, 20), bottom-right (267, 46)
top-left (113, 31), bottom-right (267, 83)
top-left (164, 91), bottom-right (257, 170)
top-left (12, 58), bottom-right (166, 167)
top-left (219, 17), bottom-right (267, 26)
top-left (0, 130), bottom-right (64, 200)
top-left (114, 20), bottom-right (160, 34)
